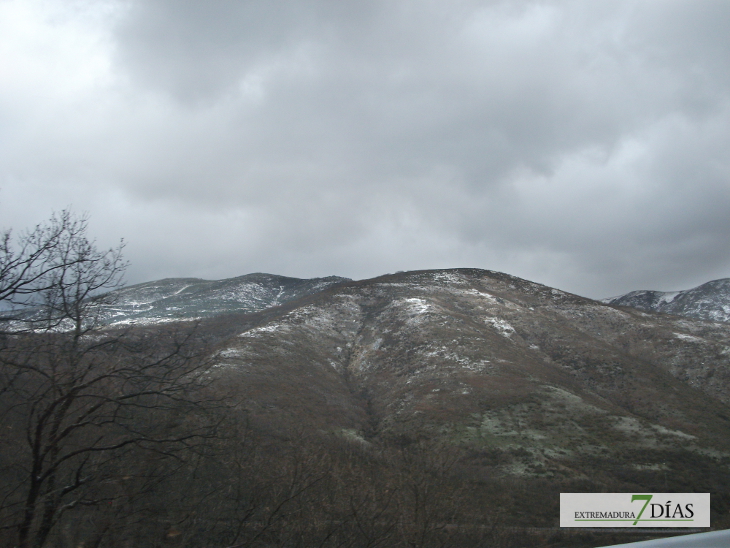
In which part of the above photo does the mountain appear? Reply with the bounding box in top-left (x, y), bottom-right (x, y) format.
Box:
top-left (603, 278), bottom-right (730, 323)
top-left (204, 268), bottom-right (730, 502)
top-left (97, 273), bottom-right (350, 325)
top-left (8, 267), bottom-right (730, 543)
top-left (25, 266), bottom-right (730, 498)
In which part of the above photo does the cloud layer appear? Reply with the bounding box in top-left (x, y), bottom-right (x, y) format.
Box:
top-left (2, 0), bottom-right (729, 297)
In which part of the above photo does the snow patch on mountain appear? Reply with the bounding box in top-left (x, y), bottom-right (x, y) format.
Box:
top-left (674, 332), bottom-right (703, 343)
top-left (239, 323), bottom-right (285, 337)
top-left (485, 317), bottom-right (515, 338)
top-left (404, 298), bottom-right (431, 315)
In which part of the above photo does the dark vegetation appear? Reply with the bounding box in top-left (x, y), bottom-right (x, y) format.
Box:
top-left (1, 213), bottom-right (728, 547)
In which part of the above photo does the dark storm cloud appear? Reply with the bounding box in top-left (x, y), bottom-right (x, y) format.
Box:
top-left (1, 0), bottom-right (729, 297)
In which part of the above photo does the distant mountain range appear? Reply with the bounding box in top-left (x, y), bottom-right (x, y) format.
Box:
top-left (603, 278), bottom-right (730, 323)
top-left (98, 273), bottom-right (350, 325)
top-left (100, 273), bottom-right (730, 327)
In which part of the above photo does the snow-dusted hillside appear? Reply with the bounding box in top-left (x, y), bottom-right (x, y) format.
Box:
top-left (603, 278), bottom-right (730, 323)
top-left (11, 267), bottom-right (730, 497)
top-left (98, 273), bottom-right (350, 325)
top-left (204, 268), bottom-right (730, 482)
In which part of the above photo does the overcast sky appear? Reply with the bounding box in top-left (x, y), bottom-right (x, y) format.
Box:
top-left (1, 0), bottom-right (729, 298)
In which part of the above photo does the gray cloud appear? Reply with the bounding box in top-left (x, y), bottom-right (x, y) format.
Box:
top-left (1, 0), bottom-right (729, 298)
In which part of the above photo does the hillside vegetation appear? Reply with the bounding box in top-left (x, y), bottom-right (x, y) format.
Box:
top-left (3, 215), bottom-right (730, 547)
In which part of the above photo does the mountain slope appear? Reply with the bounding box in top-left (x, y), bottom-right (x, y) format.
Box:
top-left (603, 278), bottom-right (730, 323)
top-left (206, 269), bottom-right (730, 487)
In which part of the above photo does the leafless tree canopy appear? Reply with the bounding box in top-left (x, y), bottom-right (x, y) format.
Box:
top-left (0, 212), bottom-right (217, 548)
top-left (1, 211), bottom-right (125, 323)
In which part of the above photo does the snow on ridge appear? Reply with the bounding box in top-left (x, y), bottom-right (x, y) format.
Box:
top-left (456, 288), bottom-right (499, 304)
top-left (218, 348), bottom-right (244, 358)
top-left (485, 317), bottom-right (515, 338)
top-left (239, 323), bottom-right (284, 337)
top-left (674, 332), bottom-right (703, 343)
top-left (404, 298), bottom-right (431, 315)
top-left (110, 316), bottom-right (200, 327)
top-left (658, 291), bottom-right (680, 304)
top-left (421, 345), bottom-right (491, 370)
top-left (431, 272), bottom-right (466, 285)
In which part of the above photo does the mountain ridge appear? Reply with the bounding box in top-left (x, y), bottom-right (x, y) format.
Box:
top-left (603, 278), bottom-right (730, 323)
top-left (90, 270), bottom-right (730, 327)
top-left (98, 272), bottom-right (350, 325)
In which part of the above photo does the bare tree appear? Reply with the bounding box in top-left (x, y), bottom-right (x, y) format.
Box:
top-left (0, 211), bottom-right (216, 548)
top-left (0, 211), bottom-right (125, 323)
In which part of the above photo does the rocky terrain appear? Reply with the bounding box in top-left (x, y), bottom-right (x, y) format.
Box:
top-left (604, 278), bottom-right (730, 323)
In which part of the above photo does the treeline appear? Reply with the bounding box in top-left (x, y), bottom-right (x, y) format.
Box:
top-left (0, 381), bottom-right (548, 548)
top-left (0, 317), bottom-right (535, 547)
